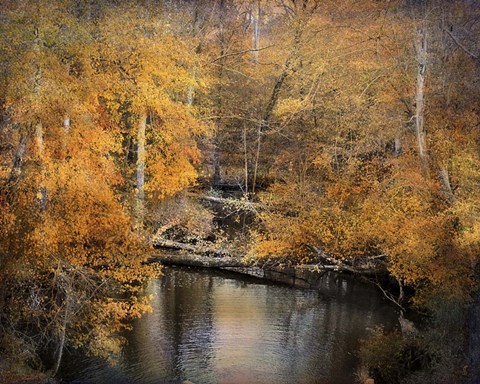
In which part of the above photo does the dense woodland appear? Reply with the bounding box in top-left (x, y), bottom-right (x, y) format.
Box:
top-left (1, 0), bottom-right (479, 383)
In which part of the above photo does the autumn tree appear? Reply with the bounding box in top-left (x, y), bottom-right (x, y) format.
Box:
top-left (90, 3), bottom-right (209, 226)
top-left (0, 0), bottom-right (173, 374)
top-left (251, 0), bottom-right (479, 302)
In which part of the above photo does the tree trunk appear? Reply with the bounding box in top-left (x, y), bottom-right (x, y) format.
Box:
top-left (212, 143), bottom-right (221, 185)
top-left (414, 26), bottom-right (428, 172)
top-left (35, 122), bottom-right (44, 158)
top-left (32, 22), bottom-right (48, 207)
top-left (252, 1), bottom-right (260, 64)
top-left (399, 311), bottom-right (418, 337)
top-left (136, 112), bottom-right (147, 224)
top-left (63, 116), bottom-right (70, 133)
top-left (7, 133), bottom-right (27, 185)
top-left (35, 122), bottom-right (48, 210)
top-left (52, 277), bottom-right (70, 377)
top-left (243, 123), bottom-right (249, 195)
top-left (62, 116), bottom-right (70, 158)
top-left (438, 166), bottom-right (455, 202)
top-left (394, 136), bottom-right (402, 156)
top-left (251, 23), bottom-right (303, 194)
top-left (252, 122), bottom-right (262, 194)
top-left (252, 54), bottom-right (294, 194)
top-left (212, 1), bottom-right (226, 186)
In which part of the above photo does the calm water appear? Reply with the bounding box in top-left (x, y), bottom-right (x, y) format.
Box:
top-left (62, 267), bottom-right (397, 384)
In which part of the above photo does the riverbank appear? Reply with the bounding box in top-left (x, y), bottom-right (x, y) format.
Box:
top-left (152, 192), bottom-right (389, 291)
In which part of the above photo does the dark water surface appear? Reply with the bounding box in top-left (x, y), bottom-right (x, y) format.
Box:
top-left (62, 267), bottom-right (397, 384)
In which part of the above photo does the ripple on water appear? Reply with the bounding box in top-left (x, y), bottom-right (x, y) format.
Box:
top-left (61, 267), bottom-right (397, 384)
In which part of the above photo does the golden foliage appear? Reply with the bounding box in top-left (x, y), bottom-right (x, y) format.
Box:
top-left (251, 0), bottom-right (480, 306)
top-left (0, 0), bottom-right (210, 369)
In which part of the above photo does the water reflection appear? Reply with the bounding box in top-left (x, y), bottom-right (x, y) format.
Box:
top-left (64, 267), bottom-right (397, 384)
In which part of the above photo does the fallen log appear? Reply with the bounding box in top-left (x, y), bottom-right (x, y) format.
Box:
top-left (153, 240), bottom-right (383, 275)
top-left (152, 238), bottom-right (230, 257)
top-left (148, 253), bottom-right (376, 290)
top-left (199, 195), bottom-right (232, 204)
top-left (197, 195), bottom-right (260, 212)
top-left (149, 253), bottom-right (247, 268)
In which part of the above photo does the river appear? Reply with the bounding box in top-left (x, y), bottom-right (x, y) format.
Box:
top-left (61, 266), bottom-right (398, 384)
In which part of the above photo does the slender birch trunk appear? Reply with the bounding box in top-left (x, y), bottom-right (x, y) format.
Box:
top-left (35, 122), bottom-right (48, 209)
top-left (33, 24), bottom-right (47, 208)
top-left (252, 1), bottom-right (260, 64)
top-left (243, 123), bottom-right (249, 196)
top-left (62, 116), bottom-right (70, 158)
top-left (52, 299), bottom-right (69, 376)
top-left (52, 273), bottom-right (71, 377)
top-left (136, 112), bottom-right (147, 224)
top-left (251, 122), bottom-right (262, 195)
top-left (213, 0), bottom-right (226, 186)
top-left (414, 27), bottom-right (428, 172)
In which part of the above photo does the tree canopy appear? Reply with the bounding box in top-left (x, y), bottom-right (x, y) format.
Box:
top-left (0, 0), bottom-right (479, 382)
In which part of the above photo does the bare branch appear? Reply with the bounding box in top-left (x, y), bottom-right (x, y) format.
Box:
top-left (444, 28), bottom-right (479, 59)
top-left (368, 278), bottom-right (405, 312)
top-left (211, 45), bottom-right (274, 63)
